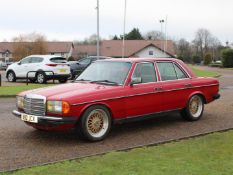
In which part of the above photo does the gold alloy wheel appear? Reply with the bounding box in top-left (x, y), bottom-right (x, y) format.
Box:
top-left (86, 109), bottom-right (109, 138)
top-left (189, 95), bottom-right (203, 118)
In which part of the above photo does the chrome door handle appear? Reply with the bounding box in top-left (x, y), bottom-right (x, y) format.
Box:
top-left (155, 87), bottom-right (162, 91)
top-left (184, 84), bottom-right (192, 88)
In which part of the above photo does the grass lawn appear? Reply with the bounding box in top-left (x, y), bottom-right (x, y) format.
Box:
top-left (3, 130), bottom-right (233, 175)
top-left (190, 66), bottom-right (220, 77)
top-left (0, 84), bottom-right (52, 97)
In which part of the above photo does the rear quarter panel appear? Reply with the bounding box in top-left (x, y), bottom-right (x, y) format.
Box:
top-left (189, 77), bottom-right (219, 103)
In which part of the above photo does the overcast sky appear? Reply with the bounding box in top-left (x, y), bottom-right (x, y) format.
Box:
top-left (0, 0), bottom-right (232, 44)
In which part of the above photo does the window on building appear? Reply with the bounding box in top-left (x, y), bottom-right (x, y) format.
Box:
top-left (149, 51), bottom-right (153, 56)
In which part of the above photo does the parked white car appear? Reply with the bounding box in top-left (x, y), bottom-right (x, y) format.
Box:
top-left (6, 55), bottom-right (70, 83)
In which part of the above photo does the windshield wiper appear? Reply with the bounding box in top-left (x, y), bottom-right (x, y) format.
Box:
top-left (73, 78), bottom-right (90, 82)
top-left (90, 80), bottom-right (119, 85)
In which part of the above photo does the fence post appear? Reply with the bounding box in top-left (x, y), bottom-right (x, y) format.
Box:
top-left (0, 73), bottom-right (1, 87)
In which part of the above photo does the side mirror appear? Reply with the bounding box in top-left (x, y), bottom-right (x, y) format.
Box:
top-left (130, 77), bottom-right (142, 86)
top-left (18, 62), bottom-right (21, 65)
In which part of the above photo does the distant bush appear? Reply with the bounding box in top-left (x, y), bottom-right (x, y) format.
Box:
top-left (221, 49), bottom-right (233, 68)
top-left (68, 56), bottom-right (75, 61)
top-left (192, 55), bottom-right (201, 64)
top-left (204, 53), bottom-right (212, 65)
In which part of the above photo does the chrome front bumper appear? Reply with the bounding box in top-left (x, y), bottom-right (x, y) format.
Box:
top-left (12, 110), bottom-right (77, 125)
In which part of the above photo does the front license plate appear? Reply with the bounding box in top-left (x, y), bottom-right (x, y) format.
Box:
top-left (59, 69), bottom-right (66, 73)
top-left (21, 114), bottom-right (38, 123)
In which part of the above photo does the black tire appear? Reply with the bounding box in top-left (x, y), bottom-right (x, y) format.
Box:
top-left (58, 78), bottom-right (68, 83)
top-left (36, 72), bottom-right (47, 84)
top-left (7, 71), bottom-right (16, 82)
top-left (181, 95), bottom-right (204, 121)
top-left (77, 105), bottom-right (112, 141)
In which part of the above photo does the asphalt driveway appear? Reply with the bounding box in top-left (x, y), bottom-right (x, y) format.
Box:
top-left (0, 67), bottom-right (233, 172)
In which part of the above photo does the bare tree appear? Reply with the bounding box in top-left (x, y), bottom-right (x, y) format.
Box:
top-left (143, 30), bottom-right (165, 40)
top-left (192, 28), bottom-right (212, 59)
top-left (175, 38), bottom-right (192, 62)
top-left (12, 33), bottom-right (48, 61)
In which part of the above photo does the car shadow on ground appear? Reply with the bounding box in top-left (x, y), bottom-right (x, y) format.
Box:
top-left (22, 112), bottom-right (184, 144)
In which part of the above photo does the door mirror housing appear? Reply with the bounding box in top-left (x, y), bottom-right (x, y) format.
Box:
top-left (130, 77), bottom-right (142, 86)
top-left (17, 62), bottom-right (21, 65)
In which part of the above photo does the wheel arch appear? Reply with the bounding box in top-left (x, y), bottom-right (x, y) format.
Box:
top-left (76, 102), bottom-right (114, 124)
top-left (188, 91), bottom-right (207, 104)
top-left (6, 69), bottom-right (15, 76)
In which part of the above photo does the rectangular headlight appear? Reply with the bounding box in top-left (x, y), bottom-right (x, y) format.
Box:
top-left (47, 101), bottom-right (62, 113)
top-left (16, 96), bottom-right (24, 109)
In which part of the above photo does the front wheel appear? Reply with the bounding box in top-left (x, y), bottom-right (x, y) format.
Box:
top-left (181, 95), bottom-right (204, 121)
top-left (77, 105), bottom-right (112, 141)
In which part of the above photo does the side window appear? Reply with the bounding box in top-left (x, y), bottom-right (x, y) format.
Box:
top-left (20, 57), bottom-right (31, 64)
top-left (173, 64), bottom-right (187, 79)
top-left (132, 62), bottom-right (157, 83)
top-left (31, 57), bottom-right (43, 63)
top-left (157, 62), bottom-right (177, 81)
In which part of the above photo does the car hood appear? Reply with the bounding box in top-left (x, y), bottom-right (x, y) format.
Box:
top-left (18, 82), bottom-right (123, 104)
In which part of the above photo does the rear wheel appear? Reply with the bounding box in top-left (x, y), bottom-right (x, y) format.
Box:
top-left (77, 105), bottom-right (112, 141)
top-left (7, 71), bottom-right (16, 82)
top-left (181, 95), bottom-right (204, 121)
top-left (36, 72), bottom-right (47, 84)
top-left (58, 78), bottom-right (68, 83)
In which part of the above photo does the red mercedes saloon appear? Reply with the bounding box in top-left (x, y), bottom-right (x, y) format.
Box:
top-left (13, 58), bottom-right (220, 141)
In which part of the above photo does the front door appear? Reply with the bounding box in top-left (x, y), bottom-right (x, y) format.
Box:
top-left (124, 62), bottom-right (162, 118)
top-left (16, 57), bottom-right (32, 77)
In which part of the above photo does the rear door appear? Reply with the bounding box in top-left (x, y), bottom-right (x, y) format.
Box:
top-left (156, 61), bottom-right (191, 110)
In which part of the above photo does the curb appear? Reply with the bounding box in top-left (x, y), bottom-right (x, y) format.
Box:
top-left (2, 127), bottom-right (233, 173)
top-left (0, 95), bottom-right (16, 98)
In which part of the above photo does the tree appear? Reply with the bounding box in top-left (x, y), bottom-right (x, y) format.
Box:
top-left (192, 28), bottom-right (222, 61)
top-left (112, 35), bottom-right (120, 40)
top-left (143, 30), bottom-right (164, 40)
top-left (12, 33), bottom-right (48, 61)
top-left (221, 48), bottom-right (233, 68)
top-left (204, 53), bottom-right (212, 65)
top-left (124, 28), bottom-right (143, 40)
top-left (192, 55), bottom-right (201, 64)
top-left (175, 39), bottom-right (192, 63)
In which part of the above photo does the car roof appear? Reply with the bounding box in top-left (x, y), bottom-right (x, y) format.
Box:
top-left (98, 57), bottom-right (180, 63)
top-left (27, 55), bottom-right (66, 59)
top-left (81, 56), bottom-right (113, 59)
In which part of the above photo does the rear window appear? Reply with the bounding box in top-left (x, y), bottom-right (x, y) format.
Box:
top-left (50, 57), bottom-right (67, 63)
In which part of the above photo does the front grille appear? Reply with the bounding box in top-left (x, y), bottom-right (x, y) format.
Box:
top-left (24, 97), bottom-right (45, 116)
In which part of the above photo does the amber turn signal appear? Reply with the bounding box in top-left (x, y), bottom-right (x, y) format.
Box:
top-left (62, 101), bottom-right (70, 114)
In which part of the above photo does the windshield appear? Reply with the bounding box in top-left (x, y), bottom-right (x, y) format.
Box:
top-left (76, 61), bottom-right (132, 85)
